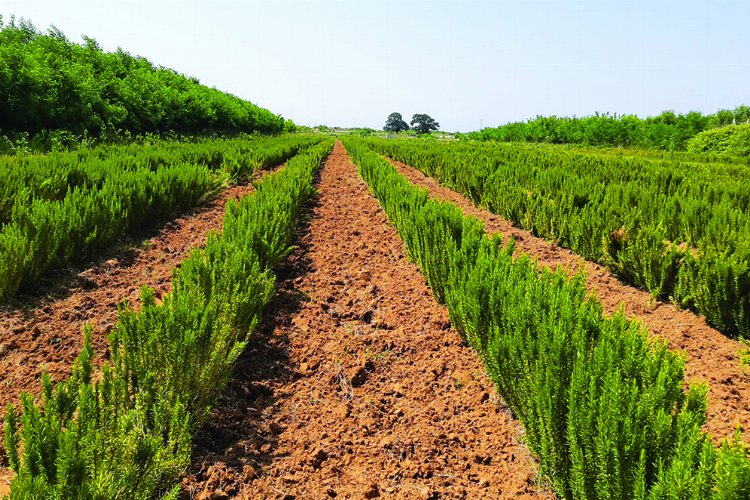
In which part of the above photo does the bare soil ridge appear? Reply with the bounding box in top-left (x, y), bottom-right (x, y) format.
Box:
top-left (389, 158), bottom-right (750, 443)
top-left (183, 141), bottom-right (551, 499)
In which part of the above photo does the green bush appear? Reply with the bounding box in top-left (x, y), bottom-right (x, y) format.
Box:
top-left (687, 125), bottom-right (750, 158)
top-left (0, 135), bottom-right (322, 301)
top-left (465, 106), bottom-right (750, 152)
top-left (0, 18), bottom-right (285, 137)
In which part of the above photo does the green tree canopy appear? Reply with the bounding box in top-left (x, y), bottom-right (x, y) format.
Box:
top-left (410, 114), bottom-right (440, 134)
top-left (465, 106), bottom-right (750, 151)
top-left (384, 112), bottom-right (409, 133)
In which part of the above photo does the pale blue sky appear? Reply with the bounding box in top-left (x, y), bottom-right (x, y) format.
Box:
top-left (2, 1), bottom-right (748, 132)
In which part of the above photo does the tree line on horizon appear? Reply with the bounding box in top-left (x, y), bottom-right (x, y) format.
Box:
top-left (465, 106), bottom-right (750, 153)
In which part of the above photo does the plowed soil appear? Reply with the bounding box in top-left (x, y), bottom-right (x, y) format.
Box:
top-left (182, 142), bottom-right (551, 499)
top-left (389, 158), bottom-right (750, 444)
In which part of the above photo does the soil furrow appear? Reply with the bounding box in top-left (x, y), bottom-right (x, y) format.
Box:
top-left (389, 157), bottom-right (750, 443)
top-left (183, 141), bottom-right (550, 499)
top-left (0, 168), bottom-right (282, 412)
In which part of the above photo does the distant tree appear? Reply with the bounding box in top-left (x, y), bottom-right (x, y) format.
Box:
top-left (357, 127), bottom-right (376, 137)
top-left (735, 105), bottom-right (750, 124)
top-left (410, 114), bottom-right (439, 134)
top-left (384, 112), bottom-right (409, 133)
top-left (282, 118), bottom-right (297, 133)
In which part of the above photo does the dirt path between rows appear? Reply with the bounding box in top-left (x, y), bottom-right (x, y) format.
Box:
top-left (389, 158), bottom-right (750, 444)
top-left (182, 141), bottom-right (550, 499)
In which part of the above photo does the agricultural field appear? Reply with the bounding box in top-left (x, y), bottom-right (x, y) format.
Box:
top-left (2, 6), bottom-right (750, 500)
top-left (2, 133), bottom-right (750, 498)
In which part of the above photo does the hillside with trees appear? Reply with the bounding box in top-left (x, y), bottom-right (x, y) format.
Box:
top-left (0, 17), bottom-right (287, 147)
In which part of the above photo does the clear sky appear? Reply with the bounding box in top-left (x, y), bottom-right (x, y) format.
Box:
top-left (2, 0), bottom-right (748, 132)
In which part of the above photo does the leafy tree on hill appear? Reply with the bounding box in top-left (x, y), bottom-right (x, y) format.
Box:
top-left (711, 105), bottom-right (750, 126)
top-left (384, 112), bottom-right (409, 133)
top-left (0, 16), bottom-right (285, 138)
top-left (410, 114), bottom-right (439, 134)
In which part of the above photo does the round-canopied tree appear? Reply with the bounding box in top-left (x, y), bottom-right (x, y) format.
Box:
top-left (384, 112), bottom-right (409, 133)
top-left (410, 114), bottom-right (439, 134)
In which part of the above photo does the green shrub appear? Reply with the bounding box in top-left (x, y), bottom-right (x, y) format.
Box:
top-left (0, 18), bottom-right (285, 137)
top-left (0, 135), bottom-right (322, 301)
top-left (687, 125), bottom-right (750, 158)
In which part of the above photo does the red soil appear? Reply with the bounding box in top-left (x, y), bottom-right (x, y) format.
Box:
top-left (182, 141), bottom-right (551, 499)
top-left (389, 158), bottom-right (750, 444)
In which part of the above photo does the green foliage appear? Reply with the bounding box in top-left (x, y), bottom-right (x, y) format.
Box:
top-left (342, 136), bottom-right (750, 499)
top-left (0, 17), bottom-right (286, 139)
top-left (384, 112), bottom-right (409, 133)
top-left (710, 106), bottom-right (750, 128)
top-left (687, 124), bottom-right (750, 158)
top-left (0, 134), bottom-right (321, 301)
top-left (3, 139), bottom-right (334, 498)
top-left (740, 339), bottom-right (750, 367)
top-left (465, 107), bottom-right (750, 151)
top-left (4, 328), bottom-right (191, 499)
top-left (410, 114), bottom-right (440, 135)
top-left (283, 119), bottom-right (298, 133)
top-left (362, 137), bottom-right (750, 338)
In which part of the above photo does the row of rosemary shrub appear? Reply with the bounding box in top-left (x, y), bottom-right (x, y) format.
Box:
top-left (2, 139), bottom-right (333, 498)
top-left (0, 134), bottom-right (322, 301)
top-left (360, 137), bottom-right (750, 339)
top-left (342, 137), bottom-right (750, 499)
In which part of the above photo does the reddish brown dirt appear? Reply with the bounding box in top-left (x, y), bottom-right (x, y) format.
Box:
top-left (0, 469), bottom-right (8, 497)
top-left (389, 158), bottom-right (750, 444)
top-left (182, 141), bottom-right (551, 499)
